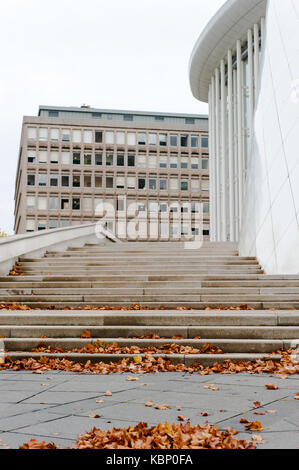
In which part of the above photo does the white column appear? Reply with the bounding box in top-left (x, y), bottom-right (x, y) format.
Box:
top-left (215, 67), bottom-right (221, 241)
top-left (233, 68), bottom-right (239, 239)
top-left (261, 17), bottom-right (265, 47)
top-left (208, 85), bottom-right (214, 241)
top-left (254, 23), bottom-right (260, 102)
top-left (227, 49), bottom-right (235, 241)
top-left (220, 59), bottom-right (227, 241)
top-left (236, 39), bottom-right (243, 235)
top-left (247, 29), bottom-right (254, 135)
top-left (210, 77), bottom-right (217, 242)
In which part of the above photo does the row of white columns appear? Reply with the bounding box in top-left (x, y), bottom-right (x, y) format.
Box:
top-left (209, 19), bottom-right (265, 242)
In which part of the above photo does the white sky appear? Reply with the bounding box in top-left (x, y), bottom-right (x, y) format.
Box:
top-left (0, 0), bottom-right (225, 234)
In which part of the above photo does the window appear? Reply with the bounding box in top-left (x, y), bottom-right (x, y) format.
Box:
top-left (181, 206), bottom-right (189, 214)
top-left (202, 159), bottom-right (209, 170)
top-left (180, 135), bottom-right (188, 147)
top-left (160, 223), bottom-right (169, 237)
top-left (26, 220), bottom-right (35, 232)
top-left (127, 176), bottom-right (136, 189)
top-left (192, 227), bottom-right (199, 236)
top-left (92, 113), bottom-right (102, 119)
top-left (50, 129), bottom-right (59, 141)
top-left (105, 132), bottom-right (114, 144)
top-left (83, 130), bottom-right (92, 144)
top-left (191, 136), bottom-right (199, 148)
top-left (191, 179), bottom-right (200, 192)
top-left (138, 178), bottom-right (146, 190)
top-left (124, 114), bottom-right (133, 121)
top-left (191, 202), bottom-right (199, 213)
top-left (50, 152), bottom-right (59, 164)
top-left (169, 178), bottom-right (178, 191)
top-left (49, 220), bottom-right (58, 229)
top-left (38, 174), bottom-right (47, 186)
top-left (106, 177), bottom-right (113, 188)
top-left (72, 175), bottom-right (80, 187)
top-left (26, 196), bottom-right (35, 209)
top-left (84, 175), bottom-right (91, 187)
top-left (149, 201), bottom-right (158, 212)
top-left (38, 197), bottom-right (47, 210)
top-left (170, 135), bottom-right (178, 146)
top-left (38, 151), bottom-right (48, 163)
top-left (203, 203), bottom-right (209, 213)
top-left (61, 220), bottom-right (69, 227)
top-left (203, 230), bottom-right (210, 236)
top-left (128, 154), bottom-right (135, 167)
top-left (160, 203), bottom-right (168, 213)
top-left (181, 180), bottom-right (188, 191)
top-left (27, 151), bottom-right (36, 163)
top-left (62, 152), bottom-right (70, 164)
top-left (49, 111), bottom-right (59, 118)
top-left (73, 130), bottom-right (81, 143)
top-left (61, 175), bottom-right (69, 187)
top-left (39, 128), bottom-right (48, 141)
top-left (138, 133), bottom-right (146, 145)
top-left (201, 136), bottom-right (209, 148)
top-left (73, 152), bottom-right (81, 165)
top-left (170, 225), bottom-right (179, 236)
top-left (159, 156), bottom-right (167, 169)
top-left (49, 197), bottom-right (58, 210)
top-left (159, 134), bottom-right (167, 146)
top-left (117, 154), bottom-right (124, 166)
top-left (116, 132), bottom-right (125, 145)
top-left (106, 153), bottom-right (113, 166)
top-left (95, 176), bottom-right (102, 188)
top-left (160, 179), bottom-right (167, 190)
top-left (138, 202), bottom-right (146, 212)
top-left (95, 153), bottom-right (102, 165)
top-left (181, 157), bottom-right (188, 169)
top-left (27, 127), bottom-right (37, 140)
top-left (127, 133), bottom-right (136, 145)
top-left (170, 157), bottom-right (178, 169)
top-left (116, 177), bottom-right (125, 189)
top-left (95, 131), bottom-right (103, 143)
top-left (38, 220), bottom-right (46, 231)
top-left (186, 118), bottom-right (195, 124)
top-left (149, 156), bottom-right (157, 168)
top-left (61, 198), bottom-right (69, 210)
top-left (191, 157), bottom-right (199, 169)
top-left (155, 116), bottom-right (164, 121)
top-left (72, 198), bottom-right (80, 210)
top-left (117, 198), bottom-right (125, 211)
top-left (84, 153), bottom-right (92, 165)
top-left (149, 178), bottom-right (156, 190)
top-left (50, 175), bottom-right (59, 187)
top-left (148, 134), bottom-right (157, 146)
top-left (137, 155), bottom-right (146, 168)
top-left (181, 226), bottom-right (189, 236)
top-left (62, 129), bottom-right (70, 142)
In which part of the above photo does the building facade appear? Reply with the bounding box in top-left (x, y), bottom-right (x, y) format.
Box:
top-left (189, 0), bottom-right (299, 274)
top-left (15, 106), bottom-right (210, 241)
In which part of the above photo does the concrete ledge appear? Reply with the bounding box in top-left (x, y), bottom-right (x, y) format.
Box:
top-left (0, 223), bottom-right (120, 276)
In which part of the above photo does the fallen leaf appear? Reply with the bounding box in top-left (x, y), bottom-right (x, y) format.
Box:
top-left (154, 404), bottom-right (169, 410)
top-left (81, 330), bottom-right (91, 339)
top-left (245, 421), bottom-right (264, 431)
top-left (126, 376), bottom-right (139, 382)
top-left (266, 384), bottom-right (278, 390)
top-left (204, 384), bottom-right (219, 391)
top-left (254, 412), bottom-right (266, 416)
top-left (133, 356), bottom-right (142, 364)
top-left (88, 414), bottom-right (101, 419)
top-left (240, 418), bottom-right (249, 424)
top-left (201, 412), bottom-right (209, 417)
top-left (105, 390), bottom-right (112, 396)
top-left (251, 434), bottom-right (265, 444)
top-left (266, 410), bottom-right (277, 414)
top-left (253, 401), bottom-right (261, 408)
top-left (145, 401), bottom-right (153, 407)
top-left (95, 399), bottom-right (104, 404)
top-left (294, 393), bottom-right (299, 400)
top-left (177, 415), bottom-right (188, 421)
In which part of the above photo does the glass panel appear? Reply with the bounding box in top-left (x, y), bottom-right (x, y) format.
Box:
top-left (38, 198), bottom-right (47, 210)
top-left (95, 176), bottom-right (102, 188)
top-left (26, 196), bottom-right (35, 209)
top-left (61, 175), bottom-right (69, 187)
top-left (202, 158), bottom-right (209, 170)
top-left (138, 133), bottom-right (146, 145)
top-left (137, 155), bottom-right (146, 168)
top-left (159, 156), bottom-right (167, 168)
top-left (149, 156), bottom-right (157, 168)
top-left (83, 130), bottom-right (93, 143)
top-left (105, 131), bottom-right (114, 144)
top-left (201, 136), bottom-right (209, 148)
top-left (160, 179), bottom-right (167, 190)
top-left (170, 135), bottom-right (178, 146)
top-left (72, 198), bottom-right (80, 210)
top-left (39, 128), bottom-right (48, 141)
top-left (159, 134), bottom-right (167, 146)
top-left (73, 130), bottom-right (81, 143)
top-left (180, 135), bottom-right (188, 147)
top-left (138, 178), bottom-right (146, 189)
top-left (181, 180), bottom-right (188, 191)
top-left (170, 157), bottom-right (178, 168)
top-left (27, 127), bottom-right (37, 140)
top-left (127, 133), bottom-right (136, 145)
top-left (191, 157), bottom-right (199, 169)
top-left (191, 136), bottom-right (199, 148)
top-left (72, 175), bottom-right (80, 187)
top-left (50, 175), bottom-right (58, 187)
top-left (95, 131), bottom-right (103, 143)
top-left (149, 178), bottom-right (156, 190)
top-left (95, 153), bottom-right (102, 165)
top-left (73, 152), bottom-right (81, 165)
top-left (84, 175), bottom-right (91, 187)
top-left (50, 129), bottom-right (59, 141)
top-left (128, 154), bottom-right (135, 166)
top-left (49, 197), bottom-right (58, 210)
top-left (148, 134), bottom-right (157, 146)
top-left (106, 153), bottom-right (114, 166)
top-left (116, 132), bottom-right (125, 145)
top-left (38, 174), bottom-right (47, 186)
top-left (117, 154), bottom-right (124, 166)
top-left (106, 177), bottom-right (113, 188)
top-left (61, 198), bottom-right (69, 209)
top-left (84, 153), bottom-right (92, 165)
top-left (62, 129), bottom-right (70, 141)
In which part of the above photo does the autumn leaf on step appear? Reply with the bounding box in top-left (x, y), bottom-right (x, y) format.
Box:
top-left (203, 384), bottom-right (219, 391)
top-left (265, 384), bottom-right (278, 390)
top-left (240, 418), bottom-right (249, 424)
top-left (127, 376), bottom-right (139, 381)
top-left (201, 412), bottom-right (209, 417)
top-left (105, 390), bottom-right (112, 396)
top-left (177, 415), bottom-right (189, 421)
top-left (245, 421), bottom-right (264, 431)
top-left (89, 414), bottom-right (101, 419)
top-left (133, 356), bottom-right (142, 364)
top-left (81, 330), bottom-right (91, 339)
top-left (253, 401), bottom-right (261, 408)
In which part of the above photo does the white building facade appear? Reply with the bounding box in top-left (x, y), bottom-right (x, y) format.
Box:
top-left (189, 0), bottom-right (299, 274)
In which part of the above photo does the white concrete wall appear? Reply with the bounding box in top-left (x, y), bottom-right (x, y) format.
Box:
top-left (240, 0), bottom-right (299, 274)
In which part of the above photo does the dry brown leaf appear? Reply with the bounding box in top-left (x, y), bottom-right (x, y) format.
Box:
top-left (105, 390), bottom-right (112, 396)
top-left (245, 421), bottom-right (264, 431)
top-left (145, 401), bottom-right (153, 407)
top-left (294, 393), bottom-right (299, 400)
top-left (201, 412), bottom-right (209, 417)
top-left (240, 418), bottom-right (249, 424)
top-left (95, 399), bottom-right (104, 404)
top-left (265, 384), bottom-right (278, 390)
top-left (88, 414), bottom-right (101, 419)
top-left (126, 376), bottom-right (139, 381)
top-left (251, 434), bottom-right (265, 444)
top-left (154, 404), bottom-right (169, 410)
top-left (253, 401), bottom-right (261, 408)
top-left (81, 330), bottom-right (91, 339)
top-left (177, 415), bottom-right (188, 421)
top-left (204, 384), bottom-right (219, 391)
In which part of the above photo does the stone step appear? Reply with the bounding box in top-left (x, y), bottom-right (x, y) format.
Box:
top-left (20, 259), bottom-right (259, 265)
top-left (1, 351), bottom-right (284, 366)
top-left (2, 338), bottom-right (289, 354)
top-left (1, 325), bottom-right (298, 339)
top-left (0, 310), bottom-right (297, 326)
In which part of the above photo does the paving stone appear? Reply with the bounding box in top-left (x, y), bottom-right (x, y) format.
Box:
top-left (0, 430), bottom-right (75, 449)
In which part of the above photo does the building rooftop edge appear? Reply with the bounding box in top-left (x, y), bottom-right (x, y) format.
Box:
top-left (189, 0), bottom-right (267, 102)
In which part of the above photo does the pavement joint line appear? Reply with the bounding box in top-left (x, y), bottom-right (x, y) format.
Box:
top-left (0, 430), bottom-right (77, 442)
top-left (3, 413), bottom-right (74, 434)
top-left (15, 377), bottom-right (75, 405)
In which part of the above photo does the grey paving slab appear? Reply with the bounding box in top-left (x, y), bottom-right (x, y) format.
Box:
top-left (0, 410), bottom-right (71, 433)
top-left (236, 430), bottom-right (299, 450)
top-left (0, 403), bottom-right (57, 419)
top-left (0, 431), bottom-right (75, 449)
top-left (21, 391), bottom-right (104, 405)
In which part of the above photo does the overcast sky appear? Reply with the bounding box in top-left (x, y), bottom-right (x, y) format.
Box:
top-left (0, 0), bottom-right (225, 234)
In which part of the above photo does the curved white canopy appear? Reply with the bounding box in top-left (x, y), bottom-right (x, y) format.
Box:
top-left (189, 0), bottom-right (267, 102)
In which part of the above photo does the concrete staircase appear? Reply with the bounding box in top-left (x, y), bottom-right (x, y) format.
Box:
top-left (0, 241), bottom-right (298, 365)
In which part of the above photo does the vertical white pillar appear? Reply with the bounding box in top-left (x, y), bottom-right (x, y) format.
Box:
top-left (215, 68), bottom-right (221, 241)
top-left (254, 23), bottom-right (260, 102)
top-left (220, 59), bottom-right (227, 241)
top-left (247, 29), bottom-right (254, 134)
top-left (233, 68), bottom-right (239, 239)
top-left (261, 17), bottom-right (265, 48)
top-left (236, 39), bottom-right (243, 235)
top-left (208, 85), bottom-right (213, 241)
top-left (211, 76), bottom-right (217, 242)
top-left (227, 49), bottom-right (235, 242)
